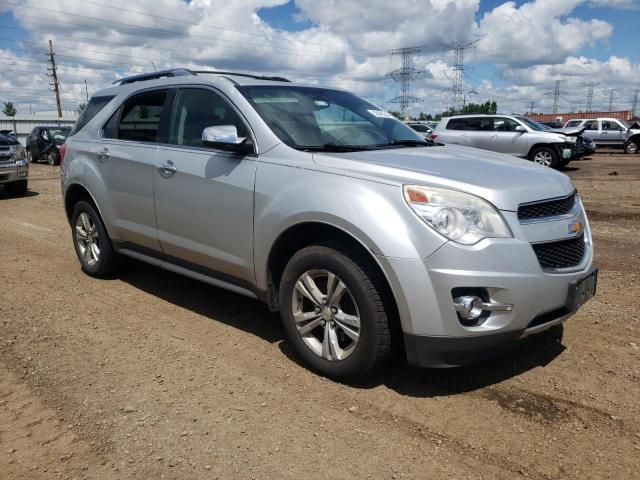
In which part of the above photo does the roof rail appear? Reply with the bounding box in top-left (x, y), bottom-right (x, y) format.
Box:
top-left (114, 68), bottom-right (195, 85)
top-left (113, 68), bottom-right (291, 86)
top-left (191, 70), bottom-right (290, 82)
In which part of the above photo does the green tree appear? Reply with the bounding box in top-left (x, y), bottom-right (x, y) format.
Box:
top-left (389, 111), bottom-right (402, 119)
top-left (3, 102), bottom-right (17, 116)
top-left (77, 102), bottom-right (86, 114)
top-left (138, 105), bottom-right (150, 119)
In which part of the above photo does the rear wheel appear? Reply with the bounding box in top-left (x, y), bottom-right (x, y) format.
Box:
top-left (279, 244), bottom-right (392, 380)
top-left (4, 180), bottom-right (27, 196)
top-left (530, 146), bottom-right (559, 169)
top-left (623, 140), bottom-right (638, 154)
top-left (47, 150), bottom-right (59, 166)
top-left (71, 200), bottom-right (119, 278)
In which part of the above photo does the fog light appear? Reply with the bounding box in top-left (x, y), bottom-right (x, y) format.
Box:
top-left (454, 295), bottom-right (484, 320)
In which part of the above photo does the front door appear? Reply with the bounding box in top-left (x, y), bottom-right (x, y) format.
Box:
top-left (154, 87), bottom-right (257, 284)
top-left (490, 117), bottom-right (527, 156)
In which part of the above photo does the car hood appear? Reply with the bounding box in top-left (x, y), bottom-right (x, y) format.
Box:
top-left (0, 134), bottom-right (19, 146)
top-left (550, 127), bottom-right (585, 136)
top-left (312, 144), bottom-right (574, 211)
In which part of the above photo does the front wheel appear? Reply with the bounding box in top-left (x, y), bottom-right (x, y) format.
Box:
top-left (623, 140), bottom-right (638, 155)
top-left (279, 245), bottom-right (392, 379)
top-left (71, 200), bottom-right (119, 278)
top-left (26, 149), bottom-right (36, 163)
top-left (529, 146), bottom-right (559, 169)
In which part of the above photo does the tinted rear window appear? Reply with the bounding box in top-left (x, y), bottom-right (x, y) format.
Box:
top-left (446, 117), bottom-right (493, 131)
top-left (70, 95), bottom-right (115, 136)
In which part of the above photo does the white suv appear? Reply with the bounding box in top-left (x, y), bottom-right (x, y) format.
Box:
top-left (433, 114), bottom-right (580, 169)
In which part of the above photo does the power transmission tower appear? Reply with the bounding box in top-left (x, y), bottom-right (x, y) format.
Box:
top-left (632, 88), bottom-right (639, 117)
top-left (546, 80), bottom-right (567, 114)
top-left (528, 101), bottom-right (536, 115)
top-left (584, 82), bottom-right (600, 112)
top-left (442, 40), bottom-right (479, 113)
top-left (385, 46), bottom-right (424, 118)
top-left (606, 88), bottom-right (616, 111)
top-left (47, 39), bottom-right (62, 118)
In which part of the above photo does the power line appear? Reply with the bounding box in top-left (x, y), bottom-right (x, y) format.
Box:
top-left (442, 40), bottom-right (479, 113)
top-left (385, 46), bottom-right (424, 118)
top-left (584, 82), bottom-right (600, 113)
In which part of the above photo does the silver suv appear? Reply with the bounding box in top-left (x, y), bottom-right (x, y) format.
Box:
top-left (563, 118), bottom-right (640, 154)
top-left (433, 114), bottom-right (579, 169)
top-left (61, 69), bottom-right (596, 379)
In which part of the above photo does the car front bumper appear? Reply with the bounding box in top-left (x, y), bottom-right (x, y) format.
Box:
top-left (377, 214), bottom-right (594, 367)
top-left (0, 159), bottom-right (28, 185)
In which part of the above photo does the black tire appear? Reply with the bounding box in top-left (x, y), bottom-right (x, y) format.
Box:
top-left (4, 180), bottom-right (27, 196)
top-left (623, 140), bottom-right (638, 155)
top-left (71, 200), bottom-right (119, 278)
top-left (26, 149), bottom-right (37, 163)
top-left (529, 146), bottom-right (560, 169)
top-left (47, 150), bottom-right (60, 166)
top-left (279, 244), bottom-right (392, 380)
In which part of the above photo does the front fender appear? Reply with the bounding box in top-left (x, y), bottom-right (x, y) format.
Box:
top-left (253, 161), bottom-right (446, 291)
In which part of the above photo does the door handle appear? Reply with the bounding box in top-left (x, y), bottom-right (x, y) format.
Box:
top-left (96, 148), bottom-right (110, 162)
top-left (157, 161), bottom-right (177, 178)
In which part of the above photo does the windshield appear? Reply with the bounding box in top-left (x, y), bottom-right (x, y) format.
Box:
top-left (50, 127), bottom-right (71, 144)
top-left (618, 119), bottom-right (629, 129)
top-left (516, 116), bottom-right (546, 131)
top-left (237, 86), bottom-right (427, 150)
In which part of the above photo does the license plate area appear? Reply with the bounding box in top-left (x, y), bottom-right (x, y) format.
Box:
top-left (566, 268), bottom-right (597, 312)
top-left (562, 148), bottom-right (572, 159)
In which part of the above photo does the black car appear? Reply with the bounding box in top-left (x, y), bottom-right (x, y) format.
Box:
top-left (26, 126), bottom-right (72, 165)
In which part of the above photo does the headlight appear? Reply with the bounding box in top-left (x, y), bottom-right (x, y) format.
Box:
top-left (403, 185), bottom-right (512, 245)
top-left (564, 136), bottom-right (577, 143)
top-left (9, 145), bottom-right (26, 160)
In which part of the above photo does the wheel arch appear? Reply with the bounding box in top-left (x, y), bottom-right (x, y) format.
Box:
top-left (265, 222), bottom-right (401, 330)
top-left (527, 142), bottom-right (559, 159)
top-left (64, 183), bottom-right (103, 225)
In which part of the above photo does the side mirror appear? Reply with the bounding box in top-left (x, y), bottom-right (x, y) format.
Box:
top-left (515, 125), bottom-right (526, 132)
top-left (202, 125), bottom-right (252, 153)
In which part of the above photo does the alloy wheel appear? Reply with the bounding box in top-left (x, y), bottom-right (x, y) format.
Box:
top-left (75, 212), bottom-right (100, 266)
top-left (533, 151), bottom-right (552, 167)
top-left (291, 269), bottom-right (361, 361)
top-left (47, 151), bottom-right (57, 165)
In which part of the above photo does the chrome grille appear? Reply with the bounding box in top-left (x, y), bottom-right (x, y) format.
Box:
top-left (532, 234), bottom-right (586, 270)
top-left (518, 192), bottom-right (576, 221)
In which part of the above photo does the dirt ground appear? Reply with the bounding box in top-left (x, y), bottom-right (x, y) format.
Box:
top-left (1, 152), bottom-right (639, 480)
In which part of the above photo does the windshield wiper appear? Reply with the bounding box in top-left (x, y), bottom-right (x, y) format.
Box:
top-left (294, 143), bottom-right (374, 152)
top-left (377, 139), bottom-right (432, 148)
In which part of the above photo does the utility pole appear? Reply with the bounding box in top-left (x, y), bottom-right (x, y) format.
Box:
top-left (47, 39), bottom-right (62, 118)
top-left (584, 82), bottom-right (600, 112)
top-left (84, 80), bottom-right (89, 102)
top-left (632, 88), bottom-right (639, 118)
top-left (606, 88), bottom-right (615, 112)
top-left (442, 40), bottom-right (479, 113)
top-left (385, 46), bottom-right (425, 118)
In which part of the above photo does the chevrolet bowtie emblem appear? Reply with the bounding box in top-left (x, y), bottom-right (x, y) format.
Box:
top-left (568, 218), bottom-right (584, 236)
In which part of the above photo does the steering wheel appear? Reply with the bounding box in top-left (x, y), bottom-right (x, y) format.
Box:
top-left (328, 125), bottom-right (389, 145)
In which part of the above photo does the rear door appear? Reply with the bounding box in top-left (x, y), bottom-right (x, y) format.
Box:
top-left (98, 89), bottom-right (171, 251)
top-left (153, 87), bottom-right (257, 284)
top-left (581, 120), bottom-right (598, 142)
top-left (465, 116), bottom-right (494, 150)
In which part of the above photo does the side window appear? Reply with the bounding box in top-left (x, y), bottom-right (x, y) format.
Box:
top-left (601, 120), bottom-right (620, 131)
top-left (493, 117), bottom-right (519, 132)
top-left (102, 107), bottom-right (121, 139)
top-left (169, 88), bottom-right (248, 148)
top-left (584, 120), bottom-right (597, 130)
top-left (566, 121), bottom-right (581, 128)
top-left (117, 91), bottom-right (167, 142)
top-left (70, 95), bottom-right (115, 136)
top-left (41, 129), bottom-right (50, 141)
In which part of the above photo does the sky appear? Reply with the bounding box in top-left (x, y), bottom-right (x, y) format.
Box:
top-left (0, 0), bottom-right (639, 116)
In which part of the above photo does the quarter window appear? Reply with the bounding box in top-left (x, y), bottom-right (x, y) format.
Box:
top-left (117, 91), bottom-right (167, 142)
top-left (169, 88), bottom-right (248, 148)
